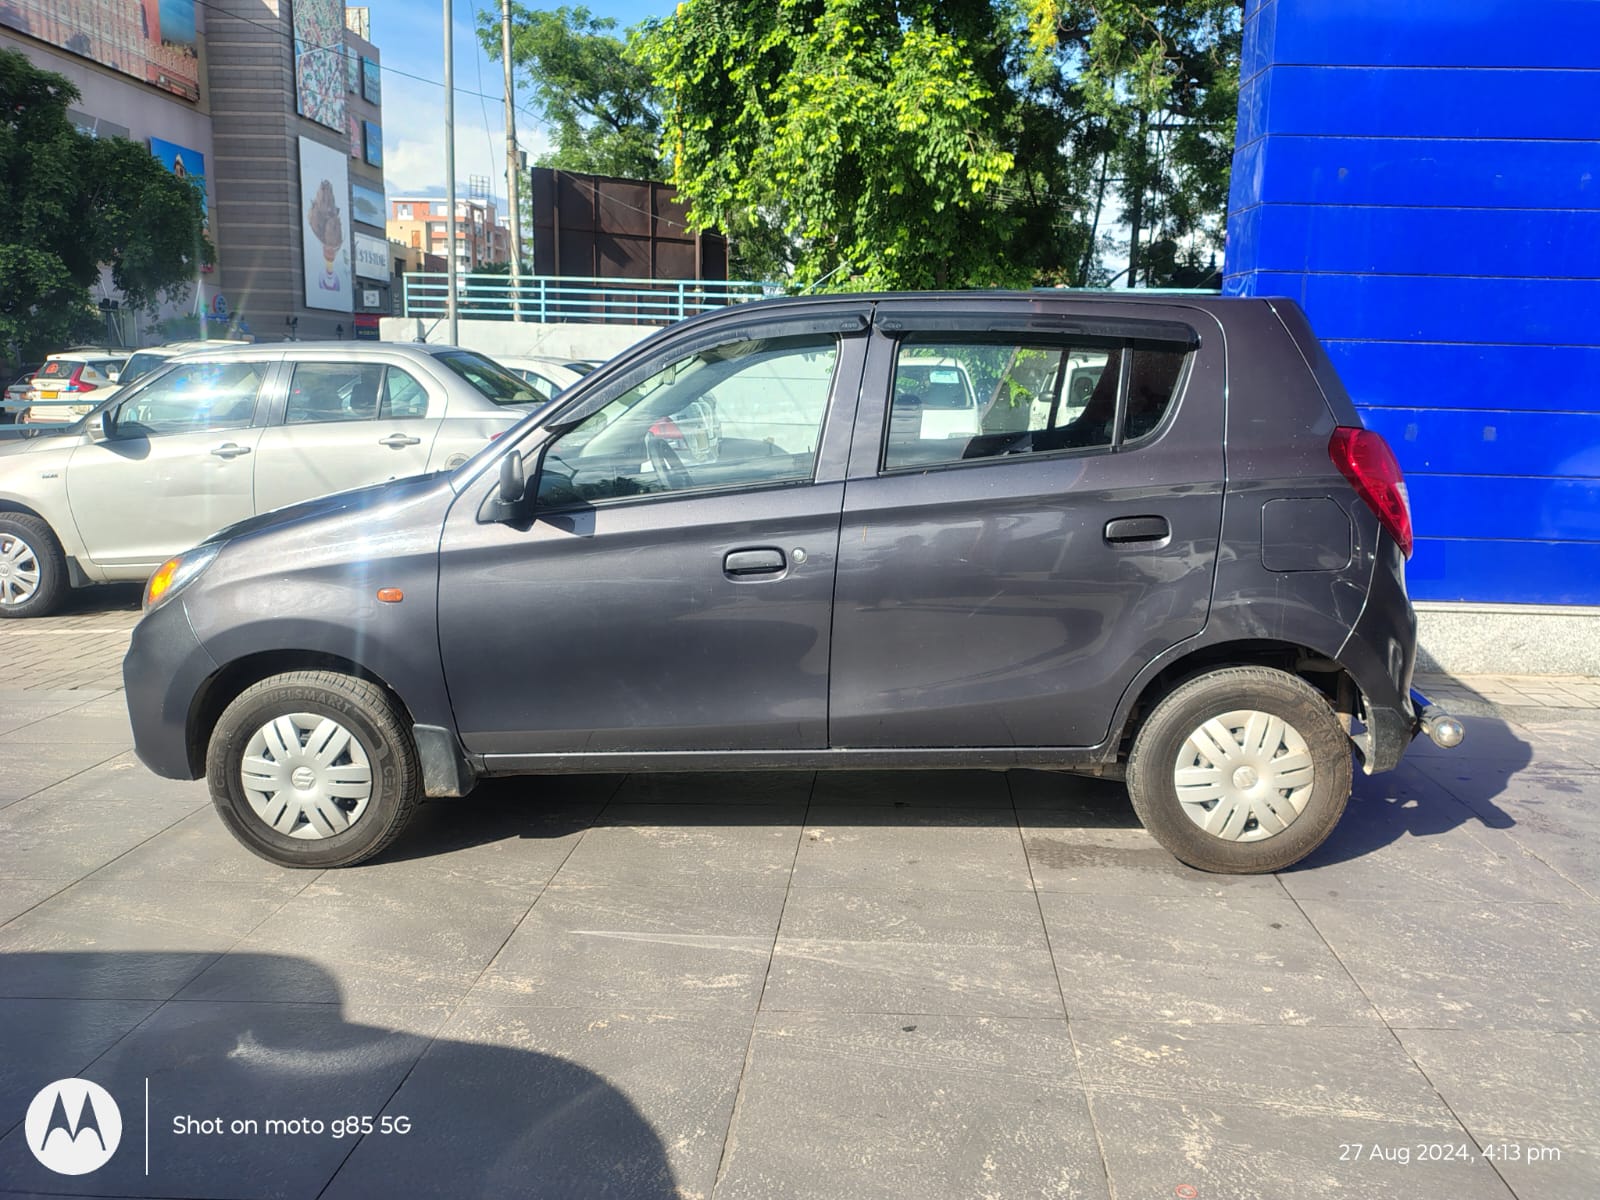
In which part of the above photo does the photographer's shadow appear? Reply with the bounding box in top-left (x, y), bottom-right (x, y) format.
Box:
top-left (0, 951), bottom-right (679, 1199)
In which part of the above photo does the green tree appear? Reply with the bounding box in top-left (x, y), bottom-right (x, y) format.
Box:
top-left (0, 51), bottom-right (212, 360)
top-left (638, 0), bottom-right (1045, 291)
top-left (1026, 0), bottom-right (1241, 286)
top-left (480, 5), bottom-right (664, 181)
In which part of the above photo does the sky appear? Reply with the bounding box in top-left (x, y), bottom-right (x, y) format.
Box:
top-left (375, 0), bottom-right (670, 214)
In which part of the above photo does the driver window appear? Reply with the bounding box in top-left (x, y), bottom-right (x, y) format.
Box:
top-left (117, 361), bottom-right (266, 436)
top-left (536, 334), bottom-right (838, 507)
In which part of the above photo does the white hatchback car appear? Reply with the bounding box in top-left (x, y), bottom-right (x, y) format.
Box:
top-left (493, 355), bottom-right (586, 403)
top-left (0, 342), bottom-right (541, 616)
top-left (21, 349), bottom-right (128, 424)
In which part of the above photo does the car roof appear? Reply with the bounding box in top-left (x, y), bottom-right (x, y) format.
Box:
top-left (165, 341), bottom-right (482, 362)
top-left (45, 348), bottom-right (125, 361)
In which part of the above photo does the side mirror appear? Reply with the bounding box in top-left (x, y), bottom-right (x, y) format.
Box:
top-left (499, 451), bottom-right (526, 506)
top-left (93, 407), bottom-right (116, 441)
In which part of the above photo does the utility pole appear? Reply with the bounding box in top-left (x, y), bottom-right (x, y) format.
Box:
top-left (501, 0), bottom-right (523, 320)
top-left (443, 0), bottom-right (459, 344)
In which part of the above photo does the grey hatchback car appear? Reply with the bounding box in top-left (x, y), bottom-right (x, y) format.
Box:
top-left (123, 292), bottom-right (1461, 874)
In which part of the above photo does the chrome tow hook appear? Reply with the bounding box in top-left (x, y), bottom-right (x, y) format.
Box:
top-left (1411, 689), bottom-right (1465, 749)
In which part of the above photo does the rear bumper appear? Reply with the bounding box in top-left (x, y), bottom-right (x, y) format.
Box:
top-left (123, 597), bottom-right (218, 780)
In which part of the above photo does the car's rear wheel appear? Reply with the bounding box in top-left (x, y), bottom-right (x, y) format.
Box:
top-left (206, 670), bottom-right (422, 868)
top-left (1126, 666), bottom-right (1352, 874)
top-left (0, 513), bottom-right (67, 619)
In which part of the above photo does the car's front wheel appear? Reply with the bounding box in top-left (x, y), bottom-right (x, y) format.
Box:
top-left (1125, 666), bottom-right (1352, 874)
top-left (206, 670), bottom-right (422, 868)
top-left (0, 513), bottom-right (67, 619)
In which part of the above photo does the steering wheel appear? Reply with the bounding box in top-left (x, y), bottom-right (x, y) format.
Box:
top-left (645, 433), bottom-right (694, 490)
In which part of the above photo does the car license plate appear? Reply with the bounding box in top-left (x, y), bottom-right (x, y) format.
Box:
top-left (38, 390), bottom-right (58, 399)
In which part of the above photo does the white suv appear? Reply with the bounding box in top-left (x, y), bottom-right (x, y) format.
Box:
top-left (22, 349), bottom-right (128, 424)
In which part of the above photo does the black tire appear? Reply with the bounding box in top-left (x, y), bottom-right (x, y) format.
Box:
top-left (1126, 666), bottom-right (1352, 874)
top-left (206, 670), bottom-right (422, 868)
top-left (0, 513), bottom-right (68, 619)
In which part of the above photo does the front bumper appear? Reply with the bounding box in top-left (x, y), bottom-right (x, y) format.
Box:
top-left (123, 597), bottom-right (219, 780)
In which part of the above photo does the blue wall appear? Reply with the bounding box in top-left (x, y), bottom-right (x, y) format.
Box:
top-left (1224, 0), bottom-right (1600, 605)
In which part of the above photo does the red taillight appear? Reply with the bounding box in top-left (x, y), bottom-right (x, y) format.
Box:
top-left (1329, 427), bottom-right (1412, 558)
top-left (65, 380), bottom-right (96, 393)
top-left (649, 417), bottom-right (683, 440)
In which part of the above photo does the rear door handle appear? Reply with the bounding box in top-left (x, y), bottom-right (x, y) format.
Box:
top-left (724, 548), bottom-right (786, 576)
top-left (210, 442), bottom-right (251, 459)
top-left (1104, 516), bottom-right (1170, 544)
top-left (379, 433), bottom-right (422, 448)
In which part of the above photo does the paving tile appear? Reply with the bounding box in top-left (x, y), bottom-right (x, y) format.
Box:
top-left (1078, 1024), bottom-right (1529, 1197)
top-left (0, 742), bottom-right (130, 809)
top-left (177, 868), bottom-right (539, 1007)
top-left (1039, 891), bottom-right (1380, 1026)
top-left (21, 751), bottom-right (210, 806)
top-left (0, 880), bottom-right (291, 999)
top-left (85, 809), bottom-right (312, 893)
top-left (470, 881), bottom-right (784, 1012)
top-left (1280, 765), bottom-right (1586, 903)
top-left (0, 998), bottom-right (447, 1199)
top-left (553, 802), bottom-right (805, 888)
top-left (0, 878), bottom-right (74, 925)
top-left (611, 770), bottom-right (814, 806)
top-left (793, 806), bottom-right (1032, 893)
top-left (1303, 900), bottom-right (1600, 1029)
top-left (1399, 1029), bottom-right (1600, 1200)
top-left (715, 1012), bottom-right (1108, 1200)
top-left (0, 796), bottom-right (208, 879)
top-left (809, 769), bottom-right (1012, 808)
top-left (321, 1006), bottom-right (750, 1200)
top-left (1, 705), bottom-right (133, 745)
top-left (765, 888), bottom-right (1061, 1018)
top-left (0, 691), bottom-right (113, 736)
top-left (0, 997), bottom-right (160, 1121)
top-left (1020, 811), bottom-right (1281, 897)
top-left (1005, 768), bottom-right (1136, 815)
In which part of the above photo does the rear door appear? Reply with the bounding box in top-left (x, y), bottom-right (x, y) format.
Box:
top-left (828, 300), bottom-right (1225, 749)
top-left (252, 358), bottom-right (441, 513)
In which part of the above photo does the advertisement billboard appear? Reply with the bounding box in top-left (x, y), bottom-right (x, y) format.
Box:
top-left (1, 0), bottom-right (200, 101)
top-left (150, 136), bottom-right (213, 271)
top-left (354, 233), bottom-right (390, 282)
top-left (294, 0), bottom-right (346, 131)
top-left (299, 138), bottom-right (352, 312)
top-left (362, 121), bottom-right (382, 168)
top-left (350, 182), bottom-right (386, 229)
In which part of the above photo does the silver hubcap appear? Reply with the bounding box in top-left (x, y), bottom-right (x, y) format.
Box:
top-left (1173, 709), bottom-right (1316, 842)
top-left (0, 534), bottom-right (41, 606)
top-left (241, 713), bottom-right (373, 840)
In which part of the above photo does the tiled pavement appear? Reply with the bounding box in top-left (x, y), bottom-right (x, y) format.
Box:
top-left (0, 596), bottom-right (1597, 1198)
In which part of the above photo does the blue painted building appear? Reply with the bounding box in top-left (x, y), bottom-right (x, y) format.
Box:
top-left (1224, 0), bottom-right (1600, 606)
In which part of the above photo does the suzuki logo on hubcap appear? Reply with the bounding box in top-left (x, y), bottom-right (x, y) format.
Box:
top-left (291, 766), bottom-right (316, 790)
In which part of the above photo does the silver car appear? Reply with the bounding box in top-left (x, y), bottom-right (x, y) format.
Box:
top-left (0, 342), bottom-right (540, 617)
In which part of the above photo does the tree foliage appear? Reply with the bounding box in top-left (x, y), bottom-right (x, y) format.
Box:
top-left (479, 5), bottom-right (664, 180)
top-left (0, 50), bottom-right (211, 359)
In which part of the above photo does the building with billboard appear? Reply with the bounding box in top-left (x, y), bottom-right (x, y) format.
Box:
top-left (387, 197), bottom-right (511, 273)
top-left (1, 1), bottom-right (386, 345)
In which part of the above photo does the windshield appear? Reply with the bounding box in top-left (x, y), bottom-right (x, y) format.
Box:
top-left (434, 351), bottom-right (540, 406)
top-left (120, 351), bottom-right (169, 385)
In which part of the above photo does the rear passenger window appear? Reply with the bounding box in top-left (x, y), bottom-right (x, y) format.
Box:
top-left (883, 337), bottom-right (1187, 471)
top-left (288, 364), bottom-right (428, 424)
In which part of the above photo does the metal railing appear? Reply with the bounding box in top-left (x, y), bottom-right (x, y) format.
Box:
top-left (400, 273), bottom-right (779, 324)
top-left (0, 396), bottom-right (99, 437)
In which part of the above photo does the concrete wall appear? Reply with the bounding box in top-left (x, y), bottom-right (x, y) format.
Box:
top-left (1225, 0), bottom-right (1600, 606)
top-left (378, 318), bottom-right (653, 364)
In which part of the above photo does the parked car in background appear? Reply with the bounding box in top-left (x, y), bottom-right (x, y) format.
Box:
top-left (1, 365), bottom-right (41, 425)
top-left (20, 349), bottom-right (127, 424)
top-left (0, 342), bottom-right (540, 617)
top-left (492, 355), bottom-right (586, 402)
top-left (120, 291), bottom-right (1461, 876)
top-left (118, 339), bottom-right (253, 388)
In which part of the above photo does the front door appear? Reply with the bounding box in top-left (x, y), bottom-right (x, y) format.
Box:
top-left (829, 304), bottom-right (1225, 749)
top-left (438, 321), bottom-right (866, 757)
top-left (65, 359), bottom-right (273, 568)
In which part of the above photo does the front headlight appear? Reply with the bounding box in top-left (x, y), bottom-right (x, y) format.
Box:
top-left (143, 542), bottom-right (222, 611)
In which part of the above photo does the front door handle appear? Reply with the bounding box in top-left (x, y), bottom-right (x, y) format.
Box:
top-left (210, 442), bottom-right (251, 459)
top-left (379, 433), bottom-right (422, 448)
top-left (1104, 515), bottom-right (1170, 544)
top-left (724, 548), bottom-right (786, 576)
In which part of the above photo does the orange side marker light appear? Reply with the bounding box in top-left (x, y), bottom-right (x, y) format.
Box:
top-left (376, 588), bottom-right (404, 603)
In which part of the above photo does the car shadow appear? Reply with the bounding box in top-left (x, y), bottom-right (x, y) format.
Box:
top-left (47, 581), bottom-right (144, 615)
top-left (0, 951), bottom-right (679, 1199)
